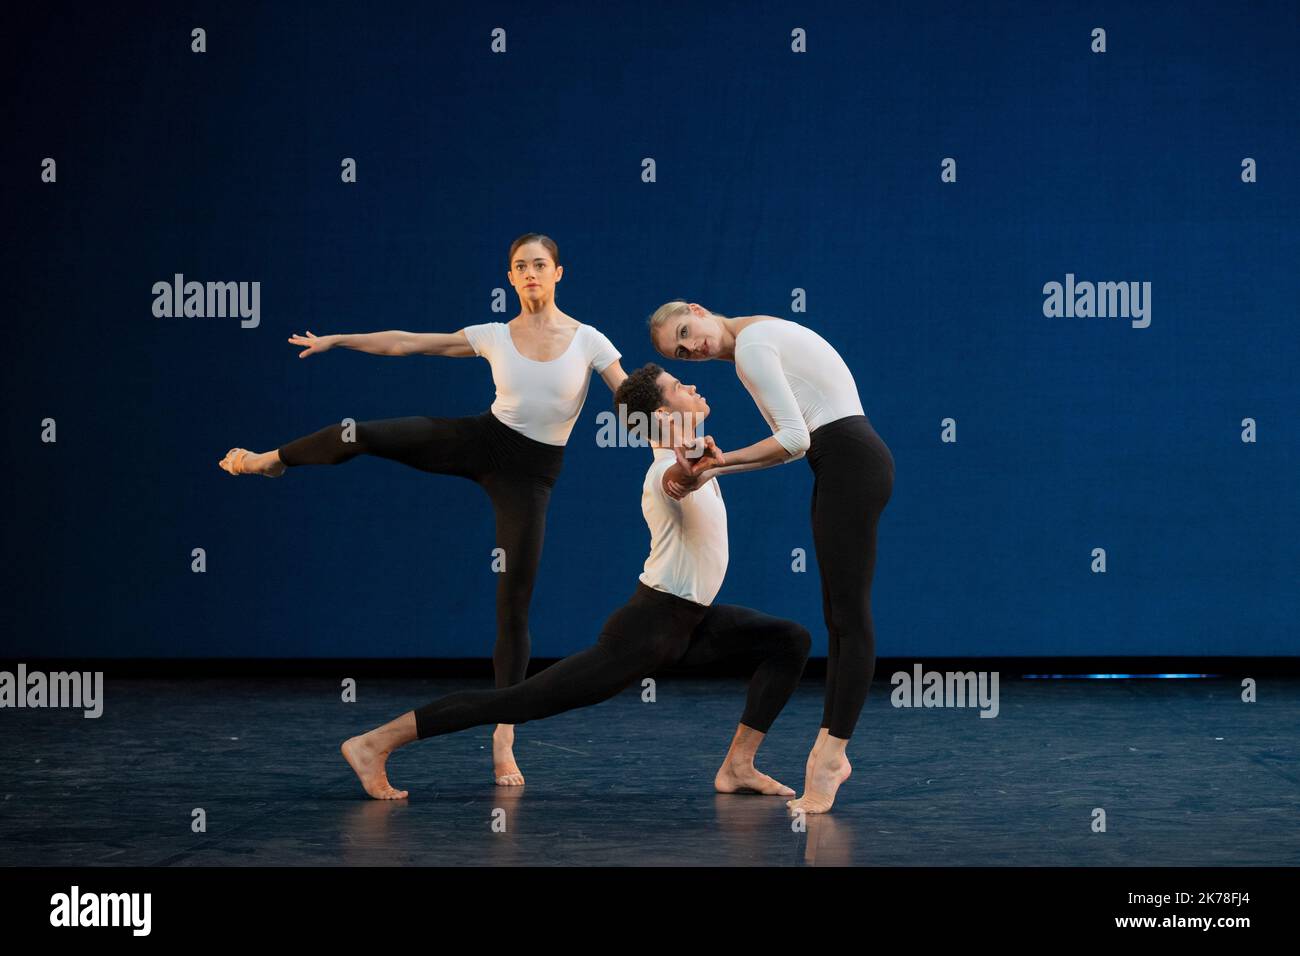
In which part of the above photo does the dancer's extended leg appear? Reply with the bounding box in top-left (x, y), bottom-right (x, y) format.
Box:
top-left (342, 587), bottom-right (706, 799)
top-left (274, 415), bottom-right (482, 476)
top-left (343, 637), bottom-right (655, 800)
top-left (411, 612), bottom-right (689, 738)
top-left (231, 412), bottom-right (566, 787)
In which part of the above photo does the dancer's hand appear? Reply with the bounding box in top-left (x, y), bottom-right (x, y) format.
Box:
top-left (699, 436), bottom-right (725, 469)
top-left (288, 331), bottom-right (337, 358)
top-left (663, 462), bottom-right (698, 500)
top-left (665, 437), bottom-right (725, 499)
top-left (678, 435), bottom-right (724, 473)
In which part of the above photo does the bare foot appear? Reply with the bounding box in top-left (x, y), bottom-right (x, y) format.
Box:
top-left (804, 727), bottom-right (828, 775)
top-left (219, 447), bottom-right (286, 477)
top-left (341, 735), bottom-right (408, 800)
top-left (787, 751), bottom-right (851, 815)
top-left (714, 759), bottom-right (795, 796)
top-left (493, 726), bottom-right (525, 787)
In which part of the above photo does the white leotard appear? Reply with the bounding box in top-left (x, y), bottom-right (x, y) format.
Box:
top-left (639, 447), bottom-right (729, 606)
top-left (461, 322), bottom-right (621, 445)
top-left (732, 318), bottom-right (864, 459)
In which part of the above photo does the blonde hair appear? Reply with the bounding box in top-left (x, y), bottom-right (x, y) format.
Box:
top-left (647, 300), bottom-right (726, 333)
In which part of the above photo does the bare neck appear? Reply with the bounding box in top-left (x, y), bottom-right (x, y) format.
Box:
top-left (514, 300), bottom-right (573, 327)
top-left (716, 314), bottom-right (778, 361)
top-left (653, 424), bottom-right (699, 452)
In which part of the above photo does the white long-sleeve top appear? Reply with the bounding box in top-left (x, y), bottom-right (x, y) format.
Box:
top-left (732, 318), bottom-right (864, 459)
top-left (462, 322), bottom-right (621, 445)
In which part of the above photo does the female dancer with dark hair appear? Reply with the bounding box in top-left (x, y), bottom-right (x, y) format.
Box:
top-left (648, 301), bottom-right (894, 813)
top-left (218, 234), bottom-right (626, 786)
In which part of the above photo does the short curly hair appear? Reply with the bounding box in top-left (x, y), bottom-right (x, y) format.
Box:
top-left (613, 363), bottom-right (667, 442)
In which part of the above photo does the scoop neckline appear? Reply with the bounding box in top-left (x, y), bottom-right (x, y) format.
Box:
top-left (505, 321), bottom-right (583, 364)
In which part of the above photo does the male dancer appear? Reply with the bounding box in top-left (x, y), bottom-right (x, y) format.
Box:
top-left (341, 363), bottom-right (811, 799)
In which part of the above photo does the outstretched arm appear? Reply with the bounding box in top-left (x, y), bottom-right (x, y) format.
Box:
top-left (697, 438), bottom-right (790, 479)
top-left (661, 342), bottom-right (809, 498)
top-left (287, 329), bottom-right (477, 358)
top-left (664, 439), bottom-right (792, 499)
top-left (704, 435), bottom-right (789, 471)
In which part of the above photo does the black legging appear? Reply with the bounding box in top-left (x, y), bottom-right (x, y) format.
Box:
top-left (808, 414), bottom-right (894, 739)
top-left (277, 410), bottom-right (564, 688)
top-left (412, 583), bottom-right (810, 739)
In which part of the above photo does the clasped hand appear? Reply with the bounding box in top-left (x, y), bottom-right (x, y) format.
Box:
top-left (665, 436), bottom-right (725, 500)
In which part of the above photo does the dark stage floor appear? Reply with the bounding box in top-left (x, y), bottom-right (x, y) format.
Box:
top-left (1, 676), bottom-right (1297, 866)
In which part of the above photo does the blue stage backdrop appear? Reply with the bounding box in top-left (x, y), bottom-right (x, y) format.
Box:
top-left (3, 1), bottom-right (1296, 659)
